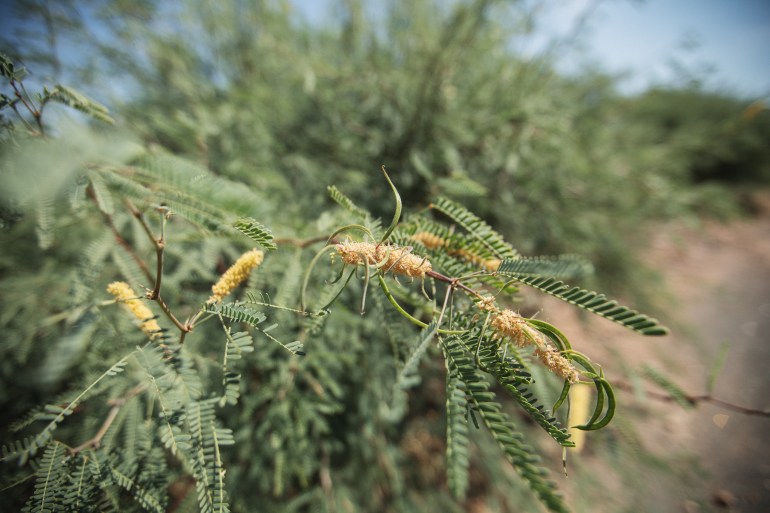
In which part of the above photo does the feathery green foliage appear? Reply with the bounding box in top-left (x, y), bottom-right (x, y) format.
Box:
top-left (431, 196), bottom-right (519, 261)
top-left (234, 218), bottom-right (276, 250)
top-left (4, 2), bottom-right (767, 512)
top-left (499, 268), bottom-right (669, 335)
top-left (440, 336), bottom-right (569, 512)
top-left (444, 369), bottom-right (471, 500)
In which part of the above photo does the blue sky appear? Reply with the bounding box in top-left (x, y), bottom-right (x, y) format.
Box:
top-left (539, 0), bottom-right (770, 96)
top-left (291, 0), bottom-right (770, 98)
top-left (2, 0), bottom-right (768, 98)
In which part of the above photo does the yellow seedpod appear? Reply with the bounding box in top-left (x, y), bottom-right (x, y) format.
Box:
top-left (568, 384), bottom-right (592, 453)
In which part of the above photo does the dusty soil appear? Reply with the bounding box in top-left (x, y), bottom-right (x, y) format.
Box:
top-left (534, 206), bottom-right (770, 513)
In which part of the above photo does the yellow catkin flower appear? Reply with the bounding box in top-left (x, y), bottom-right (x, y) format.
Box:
top-left (411, 232), bottom-right (499, 271)
top-left (741, 99), bottom-right (766, 121)
top-left (482, 258), bottom-right (501, 272)
top-left (490, 308), bottom-right (579, 384)
top-left (411, 231), bottom-right (446, 250)
top-left (459, 251), bottom-right (500, 272)
top-left (534, 347), bottom-right (580, 384)
top-left (208, 249), bottom-right (265, 304)
top-left (476, 295), bottom-right (497, 312)
top-left (336, 241), bottom-right (432, 278)
top-left (107, 281), bottom-right (162, 339)
top-left (490, 309), bottom-right (538, 347)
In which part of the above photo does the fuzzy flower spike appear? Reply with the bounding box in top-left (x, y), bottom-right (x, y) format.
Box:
top-left (207, 249), bottom-right (265, 304)
top-left (335, 241), bottom-right (431, 279)
top-left (107, 281), bottom-right (162, 339)
top-left (490, 308), bottom-right (580, 384)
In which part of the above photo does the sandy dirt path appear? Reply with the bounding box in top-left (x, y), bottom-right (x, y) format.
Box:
top-left (536, 208), bottom-right (770, 513)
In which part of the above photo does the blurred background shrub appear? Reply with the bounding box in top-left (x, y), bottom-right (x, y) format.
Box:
top-left (1, 1), bottom-right (768, 512)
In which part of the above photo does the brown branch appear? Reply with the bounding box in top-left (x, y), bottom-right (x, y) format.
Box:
top-left (10, 103), bottom-right (39, 135)
top-left (123, 200), bottom-right (191, 338)
top-left (70, 384), bottom-right (148, 454)
top-left (153, 294), bottom-right (189, 334)
top-left (152, 241), bottom-right (165, 299)
top-left (274, 235), bottom-right (339, 248)
top-left (426, 269), bottom-right (486, 301)
top-left (86, 185), bottom-right (153, 282)
top-left (11, 79), bottom-right (45, 136)
top-left (124, 200), bottom-right (163, 298)
top-left (614, 380), bottom-right (770, 418)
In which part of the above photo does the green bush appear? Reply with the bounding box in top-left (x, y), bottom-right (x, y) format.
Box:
top-left (1, 2), bottom-right (768, 512)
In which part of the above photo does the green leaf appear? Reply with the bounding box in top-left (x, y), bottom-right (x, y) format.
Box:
top-left (23, 441), bottom-right (66, 513)
top-left (445, 369), bottom-right (470, 500)
top-left (498, 273), bottom-right (669, 335)
top-left (497, 255), bottom-right (594, 280)
top-left (87, 172), bottom-right (115, 215)
top-left (430, 196), bottom-right (518, 260)
top-left (219, 328), bottom-right (254, 406)
top-left (643, 365), bottom-right (694, 409)
top-left (205, 302), bottom-right (267, 329)
top-left (46, 85), bottom-right (115, 125)
top-left (0, 52), bottom-right (15, 79)
top-left (454, 326), bottom-right (573, 447)
top-left (1, 354), bottom-right (132, 465)
top-left (328, 185), bottom-right (368, 218)
top-left (441, 336), bottom-right (569, 513)
top-left (382, 321), bottom-right (439, 421)
top-left (233, 217), bottom-right (276, 250)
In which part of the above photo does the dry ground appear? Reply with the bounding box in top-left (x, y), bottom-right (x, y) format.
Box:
top-left (534, 203), bottom-right (770, 513)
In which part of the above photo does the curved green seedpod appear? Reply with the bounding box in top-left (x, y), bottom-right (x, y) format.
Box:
top-left (562, 351), bottom-right (615, 431)
top-left (379, 166), bottom-right (402, 244)
top-left (300, 244), bottom-right (339, 311)
top-left (319, 268), bottom-right (358, 312)
top-left (327, 223), bottom-right (375, 243)
top-left (377, 275), bottom-right (465, 335)
top-left (553, 381), bottom-right (571, 412)
top-left (585, 378), bottom-right (616, 431)
top-left (526, 319), bottom-right (573, 352)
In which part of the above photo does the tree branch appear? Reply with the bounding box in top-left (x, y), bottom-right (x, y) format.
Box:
top-left (86, 185), bottom-right (153, 282)
top-left (70, 384), bottom-right (148, 454)
top-left (614, 380), bottom-right (770, 418)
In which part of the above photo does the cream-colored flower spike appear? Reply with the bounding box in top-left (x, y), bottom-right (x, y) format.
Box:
top-left (410, 231), bottom-right (445, 250)
top-left (107, 281), bottom-right (162, 339)
top-left (490, 308), bottom-right (579, 384)
top-left (411, 231), bottom-right (499, 271)
top-left (534, 347), bottom-right (580, 384)
top-left (491, 309), bottom-right (540, 347)
top-left (336, 241), bottom-right (431, 278)
top-left (207, 249), bottom-right (265, 304)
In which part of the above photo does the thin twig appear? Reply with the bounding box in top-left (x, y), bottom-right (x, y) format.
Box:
top-left (70, 384), bottom-right (148, 454)
top-left (124, 199), bottom-right (155, 241)
top-left (124, 200), bottom-right (163, 298)
top-left (614, 380), bottom-right (770, 418)
top-left (10, 103), bottom-right (39, 135)
top-left (274, 235), bottom-right (338, 248)
top-left (123, 200), bottom-right (191, 338)
top-left (87, 191), bottom-right (192, 341)
top-left (153, 294), bottom-right (190, 334)
top-left (152, 242), bottom-right (164, 299)
top-left (11, 80), bottom-right (45, 136)
top-left (86, 185), bottom-right (153, 282)
top-left (426, 269), bottom-right (486, 301)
